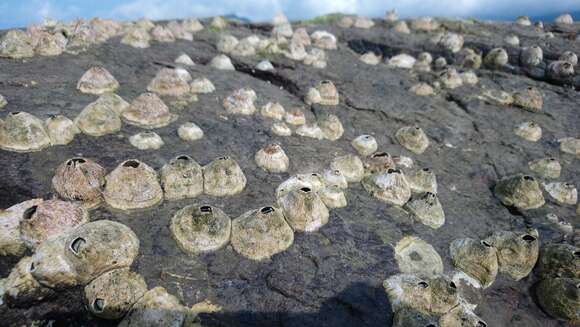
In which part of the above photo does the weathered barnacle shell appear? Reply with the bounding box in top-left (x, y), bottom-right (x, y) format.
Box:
top-left (75, 96), bottom-right (125, 136)
top-left (479, 89), bottom-right (514, 106)
top-left (160, 155), bottom-right (203, 201)
top-left (231, 206), bottom-right (294, 260)
top-left (513, 87), bottom-right (543, 112)
top-left (537, 243), bottom-right (580, 279)
top-left (363, 152), bottom-right (396, 175)
top-left (118, 287), bottom-right (188, 327)
top-left (190, 77), bottom-right (215, 94)
top-left (483, 48), bottom-right (508, 68)
top-left (85, 268), bottom-right (147, 319)
top-left (360, 52), bottom-right (382, 65)
top-left (45, 115), bottom-right (79, 145)
top-left (256, 60), bottom-right (274, 71)
top-left (462, 72), bottom-right (479, 87)
top-left (311, 80), bottom-right (339, 105)
top-left (0, 112), bottom-right (51, 152)
top-left (515, 16), bottom-right (532, 26)
top-left (211, 16), bottom-right (229, 29)
top-left (393, 21), bottom-right (411, 34)
top-left (133, 18), bottom-right (155, 31)
top-left (233, 38), bottom-right (257, 57)
top-left (547, 60), bottom-right (575, 79)
top-left (278, 187), bottom-right (329, 232)
top-left (352, 135), bottom-right (378, 156)
top-left (457, 48), bottom-right (482, 69)
top-left (128, 131), bottom-right (164, 150)
top-left (292, 28), bottom-right (311, 46)
top-left (151, 25), bottom-right (175, 42)
top-left (296, 123), bottom-right (324, 139)
top-left (166, 21), bottom-right (193, 40)
top-left (77, 67), bottom-right (119, 95)
top-left (260, 102), bottom-right (285, 120)
top-left (255, 143), bottom-right (289, 173)
top-left (337, 16), bottom-right (354, 28)
top-left (407, 168), bottom-right (437, 194)
top-left (528, 157), bottom-right (561, 179)
top-left (319, 186), bottom-right (347, 209)
top-left (394, 155), bottom-right (413, 169)
top-left (410, 17), bottom-right (440, 31)
top-left (354, 16), bottom-right (375, 29)
top-left (543, 182), bottom-right (578, 205)
top-left (284, 40), bottom-right (307, 61)
top-left (20, 199), bottom-right (89, 249)
top-left (494, 174), bottom-right (544, 209)
top-left (392, 307), bottom-right (440, 327)
top-left (450, 238), bottom-right (498, 288)
top-left (123, 93), bottom-right (176, 129)
top-left (170, 205), bottom-right (231, 255)
top-left (405, 192), bottom-right (445, 229)
top-left (103, 159), bottom-right (163, 210)
top-left (223, 88), bottom-right (257, 115)
top-left (147, 68), bottom-right (191, 97)
top-left (330, 154), bottom-right (364, 183)
top-left (536, 278), bottom-right (579, 323)
top-left (520, 46), bottom-right (543, 67)
top-left (363, 169), bottom-right (411, 206)
top-left (434, 57), bottom-right (447, 70)
top-left (388, 54), bottom-right (416, 69)
top-left (284, 107), bottom-right (306, 125)
top-left (317, 113), bottom-right (344, 141)
top-left (276, 173), bottom-right (326, 199)
top-left (395, 236), bottom-right (443, 277)
top-left (0, 256), bottom-right (55, 305)
top-left (439, 68), bottom-right (463, 89)
top-left (439, 304), bottom-right (487, 327)
top-left (33, 30), bottom-right (68, 56)
top-left (177, 122), bottom-right (204, 142)
top-left (31, 220), bottom-right (139, 288)
top-left (182, 18), bottom-right (203, 32)
top-left (271, 122), bottom-right (292, 136)
top-left (383, 274), bottom-right (459, 314)
top-left (396, 126), bottom-right (430, 154)
top-left (483, 229), bottom-right (539, 280)
top-left (0, 94), bottom-right (6, 109)
top-left (504, 34), bottom-right (520, 46)
top-left (203, 157), bottom-right (246, 197)
top-left (272, 23), bottom-right (293, 38)
top-left (175, 53), bottom-right (195, 66)
top-left (311, 30), bottom-right (337, 50)
top-left (210, 54), bottom-right (235, 70)
top-left (410, 83), bottom-right (434, 96)
top-left (52, 157), bottom-right (106, 208)
top-left (0, 199), bottom-right (43, 257)
top-left (217, 35), bottom-right (238, 54)
top-left (555, 13), bottom-right (574, 25)
top-left (0, 30), bottom-right (34, 59)
top-left (559, 51), bottom-right (578, 66)
top-left (559, 137), bottom-right (580, 156)
top-left (434, 32), bottom-right (464, 53)
top-left (384, 9), bottom-right (398, 22)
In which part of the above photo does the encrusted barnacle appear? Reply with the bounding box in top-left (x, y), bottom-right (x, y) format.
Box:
top-left (284, 107), bottom-right (306, 125)
top-left (190, 77), bottom-right (215, 94)
top-left (388, 54), bottom-right (416, 69)
top-left (175, 53), bottom-right (195, 66)
top-left (123, 93), bottom-right (176, 129)
top-left (413, 55), bottom-right (432, 72)
top-left (483, 229), bottom-right (539, 280)
top-left (278, 187), bottom-right (329, 232)
top-left (529, 157), bottom-right (561, 179)
top-left (256, 60), bottom-right (274, 71)
top-left (166, 21), bottom-right (193, 40)
top-left (515, 16), bottom-right (532, 26)
top-left (559, 137), bottom-right (580, 156)
top-left (32, 30), bottom-right (68, 56)
top-left (394, 155), bottom-right (413, 169)
top-left (209, 54), bottom-right (236, 70)
top-left (479, 89), bottom-right (514, 106)
top-left (405, 192), bottom-right (445, 229)
top-left (147, 68), bottom-right (191, 97)
top-left (233, 38), bottom-right (257, 57)
top-left (84, 268), bottom-right (147, 319)
top-left (284, 39), bottom-right (307, 61)
top-left (504, 34), bottom-right (520, 46)
top-left (396, 126), bottom-right (430, 154)
top-left (337, 16), bottom-right (354, 28)
top-left (439, 68), bottom-right (463, 89)
top-left (272, 23), bottom-right (293, 38)
top-left (296, 123), bottom-right (324, 140)
top-left (0, 256), bottom-right (55, 306)
top-left (494, 174), bottom-right (545, 209)
top-left (0, 30), bottom-right (34, 59)
top-left (363, 152), bottom-right (396, 175)
top-left (330, 154), bottom-right (364, 183)
top-left (319, 169), bottom-right (347, 190)
top-left (354, 16), bottom-right (375, 29)
top-left (351, 135), bottom-right (378, 156)
top-left (363, 169), bottom-right (411, 206)
top-left (407, 168), bottom-right (438, 194)
top-left (177, 122), bottom-right (203, 142)
top-left (434, 57), bottom-right (447, 70)
top-left (103, 159), bottom-right (163, 210)
top-left (0, 112), bottom-right (51, 152)
top-left (543, 182), bottom-right (578, 205)
top-left (310, 80), bottom-right (339, 105)
top-left (170, 205), bottom-right (231, 255)
top-left (520, 46), bottom-right (543, 67)
top-left (536, 243), bottom-right (580, 279)
top-left (255, 143), bottom-right (290, 173)
top-left (211, 16), bottom-right (229, 29)
top-left (271, 122), bottom-right (292, 136)
top-left (410, 17), bottom-right (440, 31)
top-left (559, 51), bottom-right (578, 66)
top-left (319, 186), bottom-right (347, 209)
top-left (439, 304), bottom-right (487, 327)
top-left (260, 102), bottom-right (285, 120)
top-left (450, 238), bottom-right (498, 288)
top-left (317, 113), bottom-right (344, 141)
top-left (461, 71), bottom-right (479, 86)
top-left (393, 21), bottom-right (411, 34)
top-left (118, 287), bottom-right (188, 327)
top-left (311, 30), bottom-right (337, 50)
top-left (546, 60), bottom-right (575, 79)
top-left (129, 132), bottom-right (164, 150)
top-left (203, 157), bottom-right (246, 197)
top-left (134, 18), bottom-right (155, 31)
top-left (151, 25), bottom-right (175, 42)
top-left (223, 88), bottom-right (257, 115)
top-left (75, 94), bottom-right (126, 136)
top-left (555, 13), bottom-right (574, 25)
top-left (275, 173), bottom-right (326, 199)
top-left (182, 18), bottom-right (203, 32)
top-left (410, 83), bottom-right (435, 96)
top-left (483, 48), bottom-right (508, 68)
top-left (457, 48), bottom-right (482, 69)
top-left (392, 307), bottom-right (440, 327)
top-left (513, 87), bottom-right (543, 112)
top-left (360, 52), bottom-right (382, 65)
top-left (52, 157), bottom-right (106, 209)
top-left (45, 115), bottom-right (79, 145)
top-left (76, 67), bottom-right (119, 95)
top-left (433, 32), bottom-right (464, 53)
top-left (217, 35), bottom-right (239, 54)
top-left (31, 220), bottom-right (139, 288)
top-left (536, 278), bottom-right (579, 323)
top-left (160, 155), bottom-right (204, 201)
top-left (395, 236), bottom-right (443, 277)
top-left (292, 27), bottom-right (311, 46)
top-left (231, 206), bottom-right (294, 260)
top-left (0, 199), bottom-right (43, 257)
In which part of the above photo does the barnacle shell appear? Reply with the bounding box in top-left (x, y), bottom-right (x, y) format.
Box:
top-left (0, 199), bottom-right (44, 257)
top-left (405, 192), bottom-right (445, 229)
top-left (330, 154), bottom-right (364, 183)
top-left (52, 157), bottom-right (106, 209)
top-left (528, 157), bottom-right (561, 179)
top-left (223, 88), bottom-right (257, 115)
top-left (123, 93), bottom-right (176, 129)
top-left (77, 67), bottom-right (119, 95)
top-left (170, 205), bottom-right (231, 254)
top-left (395, 236), bottom-right (444, 277)
top-left (352, 135), bottom-right (378, 156)
top-left (118, 287), bottom-right (188, 327)
top-left (45, 115), bottom-right (79, 145)
top-left (278, 187), bottom-right (329, 232)
top-left (0, 112), bottom-right (51, 152)
top-left (255, 144), bottom-right (290, 173)
top-left (177, 122), bottom-right (204, 142)
top-left (450, 238), bottom-right (498, 288)
top-left (396, 126), bottom-right (430, 154)
top-left (494, 174), bottom-right (545, 209)
top-left (483, 229), bottom-right (539, 280)
top-left (103, 159), bottom-right (163, 210)
top-left (543, 182), bottom-right (578, 205)
top-left (203, 157), bottom-right (247, 197)
top-left (160, 155), bottom-right (203, 201)
top-left (362, 169), bottom-right (411, 206)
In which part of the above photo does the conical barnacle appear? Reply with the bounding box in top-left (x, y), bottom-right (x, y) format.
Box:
top-left (546, 60), bottom-right (575, 79)
top-left (319, 186), bottom-right (347, 208)
top-left (529, 157), bottom-right (561, 179)
top-left (305, 50), bottom-right (329, 68)
top-left (255, 144), bottom-right (290, 173)
top-left (434, 57), bottom-right (447, 70)
top-left (272, 12), bottom-right (289, 25)
top-left (483, 229), bottom-right (539, 280)
top-left (182, 18), bottom-right (204, 32)
top-left (450, 238), bottom-right (498, 288)
top-left (256, 60), bottom-right (274, 71)
top-left (233, 38), bottom-right (257, 57)
top-left (543, 182), bottom-right (578, 205)
top-left (147, 68), bottom-right (191, 97)
top-left (275, 173), bottom-right (326, 199)
top-left (354, 16), bottom-right (375, 29)
top-left (513, 86), bottom-right (543, 112)
top-left (129, 132), bottom-right (164, 150)
top-left (479, 89), bottom-right (514, 106)
top-left (360, 52), bottom-right (382, 65)
top-left (64, 21), bottom-right (97, 54)
top-left (222, 88), bottom-right (257, 115)
top-left (315, 113), bottom-right (343, 141)
top-left (77, 67), bottom-right (119, 95)
top-left (121, 27), bottom-right (151, 48)
top-left (33, 30), bottom-right (68, 56)
top-left (211, 16), bottom-right (229, 29)
top-left (175, 53), bottom-right (195, 66)
top-left (410, 83), bottom-right (434, 96)
top-left (362, 169), bottom-right (411, 206)
top-left (231, 206), bottom-right (294, 260)
top-left (190, 77), bottom-right (215, 94)
top-left (504, 34), bottom-right (520, 46)
top-left (520, 45), bottom-right (543, 67)
top-left (313, 80), bottom-right (339, 105)
top-left (494, 174), bottom-right (544, 209)
top-left (440, 304), bottom-right (487, 327)
top-left (322, 169), bottom-right (348, 189)
top-left (457, 48), bottom-right (482, 69)
top-left (410, 17), bottom-right (440, 31)
top-left (352, 135), bottom-right (378, 156)
top-left (460, 71), bottom-right (479, 85)
top-left (413, 56), bottom-right (431, 72)
top-left (337, 16), bottom-right (354, 28)
top-left (407, 168), bottom-right (438, 194)
top-left (363, 152), bottom-right (396, 175)
top-left (404, 192), bottom-right (445, 229)
top-left (123, 93), bottom-right (176, 129)
top-left (151, 25), bottom-right (175, 42)
top-left (203, 156), bottom-right (247, 197)
top-left (396, 126), bottom-right (430, 154)
top-left (177, 122), bottom-right (204, 142)
top-left (0, 199), bottom-right (43, 256)
top-left (103, 160), bottom-right (163, 210)
top-left (559, 51), bottom-right (578, 66)
top-left (515, 16), bottom-right (532, 26)
top-left (284, 107), bottom-right (306, 125)
top-left (31, 220), bottom-right (139, 288)
top-left (304, 88), bottom-right (322, 106)
top-left (555, 13), bottom-right (574, 25)
top-left (393, 21), bottom-right (410, 34)
top-left (260, 102), bottom-right (285, 120)
top-left (394, 155), bottom-right (413, 169)
top-left (272, 23), bottom-right (293, 38)
top-left (296, 123), bottom-right (324, 140)
top-left (52, 157), bottom-right (106, 208)
top-left (536, 277), bottom-right (579, 323)
top-left (118, 287), bottom-right (188, 327)
top-left (388, 54), bottom-right (416, 69)
top-left (44, 115), bottom-right (79, 145)
top-left (330, 154), bottom-right (364, 183)
top-left (278, 187), bottom-right (329, 232)
top-left (217, 35), bottom-right (239, 54)
top-left (209, 54), bottom-right (235, 70)
top-left (284, 39), bottom-right (307, 61)
top-left (0, 112), bottom-right (51, 152)
top-left (311, 30), bottom-right (337, 50)
top-left (559, 137), bottom-right (580, 156)
top-left (513, 121), bottom-right (541, 142)
top-left (170, 205), bottom-right (231, 255)
top-left (1, 256), bottom-right (55, 306)
top-left (0, 30), bottom-right (34, 59)
top-left (439, 68), bottom-right (463, 89)
top-left (160, 155), bottom-right (203, 201)
top-left (271, 122), bottom-right (292, 136)
top-left (292, 28), bottom-right (311, 46)
top-left (75, 95), bottom-right (125, 136)
top-left (395, 236), bottom-right (444, 277)
top-left (392, 307), bottom-right (439, 327)
top-left (84, 268), bottom-right (147, 319)
top-left (536, 243), bottom-right (580, 279)
top-left (433, 32), bottom-right (464, 53)
top-left (166, 21), bottom-right (193, 40)
top-left (483, 48), bottom-right (508, 68)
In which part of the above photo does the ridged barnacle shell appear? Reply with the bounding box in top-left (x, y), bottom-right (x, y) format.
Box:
top-left (118, 287), bottom-right (188, 327)
top-left (103, 159), bottom-right (163, 210)
top-left (160, 155), bottom-right (203, 201)
top-left (457, 48), bottom-right (482, 69)
top-left (388, 54), bottom-right (416, 69)
top-left (278, 187), bottom-right (329, 232)
top-left (513, 86), bottom-right (543, 112)
top-left (284, 39), bottom-right (307, 61)
top-left (1, 256), bottom-right (55, 306)
top-left (393, 21), bottom-right (410, 34)
top-left (129, 131), bottom-right (164, 150)
top-left (536, 277), bottom-right (580, 323)
top-left (0, 30), bottom-right (34, 59)
top-left (404, 192), bottom-right (445, 229)
top-left (360, 52), bottom-right (382, 65)
top-left (354, 16), bottom-right (375, 29)
top-left (75, 94), bottom-right (127, 136)
top-left (121, 27), bottom-right (151, 48)
top-left (311, 30), bottom-right (337, 50)
top-left (462, 72), bottom-right (479, 87)
top-left (395, 236), bottom-right (444, 277)
top-left (440, 304), bottom-right (487, 327)
top-left (514, 121), bottom-right (541, 142)
top-left (520, 45), bottom-right (543, 67)
top-left (0, 199), bottom-right (44, 257)
top-left (296, 123), bottom-right (324, 139)
top-left (166, 21), bottom-right (193, 40)
top-left (123, 93), bottom-right (176, 128)
top-left (211, 16), bottom-right (229, 29)
top-left (76, 67), bottom-right (119, 95)
top-left (528, 157), bottom-right (561, 179)
top-left (45, 115), bottom-right (80, 145)
top-left (223, 88), bottom-right (257, 115)
top-left (84, 268), bottom-right (147, 319)
top-left (555, 13), bottom-right (574, 25)
top-left (203, 156), bottom-right (247, 197)
top-left (151, 25), bottom-right (175, 42)
top-left (434, 32), bottom-right (464, 53)
top-left (217, 35), bottom-right (238, 54)
top-left (352, 135), bottom-right (378, 156)
top-left (33, 30), bottom-right (68, 56)
top-left (546, 60), bottom-right (575, 80)
top-left (396, 126), bottom-right (430, 154)
top-left (182, 18), bottom-right (204, 32)
top-left (190, 77), bottom-right (215, 94)
top-left (170, 205), bottom-right (231, 254)
top-left (52, 157), bottom-right (106, 208)
top-left (479, 89), bottom-right (514, 106)
top-left (559, 137), bottom-right (580, 156)
top-left (275, 173), bottom-right (326, 199)
top-left (410, 17), bottom-right (440, 31)
top-left (559, 51), bottom-right (578, 66)
top-left (363, 152), bottom-right (396, 175)
top-left (321, 169), bottom-right (348, 189)
top-left (504, 34), bottom-right (520, 46)
top-left (260, 102), bottom-right (285, 120)
top-left (315, 80), bottom-right (340, 105)
top-left (483, 229), bottom-right (539, 280)
top-left (450, 238), bottom-right (498, 288)
top-left (543, 182), bottom-right (578, 205)
top-left (271, 122), bottom-right (292, 136)
top-left (319, 186), bottom-right (347, 208)
top-left (233, 37), bottom-right (257, 57)
top-left (494, 174), bottom-right (545, 209)
top-left (407, 168), bottom-right (438, 194)
top-left (515, 16), bottom-right (532, 26)
top-left (175, 53), bottom-right (195, 66)
top-left (210, 54), bottom-right (235, 70)
top-left (330, 154), bottom-right (364, 183)
top-left (147, 68), bottom-right (191, 97)
top-left (536, 243), bottom-right (580, 279)
top-left (410, 83), bottom-right (434, 96)
top-left (231, 206), bottom-right (294, 261)
top-left (438, 68), bottom-right (463, 89)
top-left (255, 143), bottom-right (290, 173)
top-left (177, 122), bottom-right (204, 142)
top-left (362, 169), bottom-right (411, 206)
top-left (483, 48), bottom-right (508, 68)
top-left (0, 112), bottom-right (51, 152)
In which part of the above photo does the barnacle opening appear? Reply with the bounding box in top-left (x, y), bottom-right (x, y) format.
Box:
top-left (70, 237), bottom-right (86, 255)
top-left (23, 206), bottom-right (37, 220)
top-left (300, 187), bottom-right (312, 193)
top-left (10, 111), bottom-right (22, 115)
top-left (573, 251), bottom-right (580, 258)
top-left (426, 324), bottom-right (437, 327)
top-left (521, 234), bottom-right (536, 242)
top-left (218, 156), bottom-right (230, 160)
top-left (522, 175), bottom-right (534, 181)
top-left (449, 281), bottom-right (457, 289)
top-left (481, 240), bottom-right (492, 247)
top-left (373, 152), bottom-right (389, 158)
top-left (261, 206), bottom-right (275, 214)
top-left (67, 158), bottom-right (87, 166)
top-left (123, 160), bottom-right (140, 168)
top-left (477, 321), bottom-right (487, 327)
top-left (93, 298), bottom-right (105, 312)
top-left (418, 281), bottom-right (429, 288)
top-left (176, 155), bottom-right (190, 161)
top-left (200, 206), bottom-right (213, 213)
top-left (29, 261), bottom-right (35, 272)
top-left (387, 168), bottom-right (401, 174)
top-left (422, 168), bottom-right (431, 172)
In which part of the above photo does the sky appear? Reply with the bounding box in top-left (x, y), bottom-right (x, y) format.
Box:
top-left (0, 0), bottom-right (578, 29)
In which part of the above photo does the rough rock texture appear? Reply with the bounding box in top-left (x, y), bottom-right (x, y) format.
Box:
top-left (0, 15), bottom-right (579, 327)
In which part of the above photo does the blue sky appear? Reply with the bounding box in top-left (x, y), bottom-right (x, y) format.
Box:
top-left (0, 0), bottom-right (578, 29)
